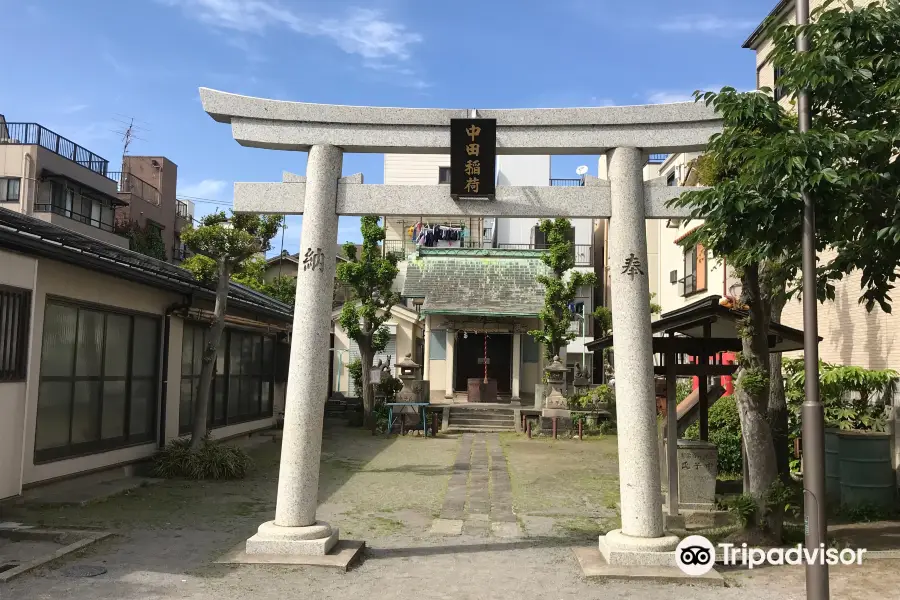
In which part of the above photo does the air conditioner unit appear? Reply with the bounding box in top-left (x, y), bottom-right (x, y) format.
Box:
top-left (670, 270), bottom-right (678, 284)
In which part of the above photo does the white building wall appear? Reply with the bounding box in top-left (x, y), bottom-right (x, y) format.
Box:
top-left (0, 249), bottom-right (37, 500)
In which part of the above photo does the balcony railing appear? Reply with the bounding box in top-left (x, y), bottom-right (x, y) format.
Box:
top-left (648, 154), bottom-right (669, 164)
top-left (497, 243), bottom-right (593, 266)
top-left (0, 123), bottom-right (111, 178)
top-left (108, 171), bottom-right (161, 206)
top-left (34, 203), bottom-right (115, 232)
top-left (176, 199), bottom-right (191, 219)
top-left (549, 178), bottom-right (584, 187)
top-left (172, 245), bottom-right (189, 261)
top-left (382, 239), bottom-right (485, 257)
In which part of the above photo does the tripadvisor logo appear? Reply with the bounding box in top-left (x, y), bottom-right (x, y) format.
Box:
top-left (675, 535), bottom-right (867, 576)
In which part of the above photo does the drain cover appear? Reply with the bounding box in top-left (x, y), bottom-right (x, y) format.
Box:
top-left (63, 565), bottom-right (107, 577)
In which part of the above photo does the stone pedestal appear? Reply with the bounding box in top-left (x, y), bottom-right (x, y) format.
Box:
top-left (247, 144), bottom-right (342, 557)
top-left (674, 439), bottom-right (718, 509)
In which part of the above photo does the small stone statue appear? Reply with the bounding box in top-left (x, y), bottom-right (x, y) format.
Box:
top-left (574, 363), bottom-right (583, 379)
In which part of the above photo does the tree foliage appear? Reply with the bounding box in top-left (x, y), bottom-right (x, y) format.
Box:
top-left (179, 211), bottom-right (282, 448)
top-left (117, 219), bottom-right (167, 261)
top-left (529, 219), bottom-right (597, 359)
top-left (668, 1), bottom-right (900, 540)
top-left (336, 217), bottom-right (400, 427)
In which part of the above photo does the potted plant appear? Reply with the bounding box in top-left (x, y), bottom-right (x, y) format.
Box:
top-left (785, 359), bottom-right (898, 510)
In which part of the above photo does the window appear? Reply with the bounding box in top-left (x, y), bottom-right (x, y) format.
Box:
top-left (681, 244), bottom-right (707, 297)
top-left (1, 178), bottom-right (20, 201)
top-left (0, 285), bottom-right (31, 381)
top-left (34, 300), bottom-right (160, 462)
top-left (429, 330), bottom-right (446, 360)
top-left (179, 324), bottom-right (276, 434)
top-left (438, 167), bottom-right (451, 184)
top-left (773, 66), bottom-right (786, 102)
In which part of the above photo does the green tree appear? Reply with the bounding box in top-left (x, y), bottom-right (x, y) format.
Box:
top-left (266, 275), bottom-right (297, 306)
top-left (116, 219), bottom-right (167, 261)
top-left (180, 211), bottom-right (282, 448)
top-left (529, 219), bottom-right (597, 360)
top-left (669, 1), bottom-right (900, 541)
top-left (336, 217), bottom-right (400, 428)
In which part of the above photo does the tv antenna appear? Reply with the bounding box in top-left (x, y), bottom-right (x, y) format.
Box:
top-left (576, 165), bottom-right (589, 176)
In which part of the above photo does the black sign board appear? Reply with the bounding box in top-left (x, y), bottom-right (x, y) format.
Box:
top-left (450, 118), bottom-right (496, 200)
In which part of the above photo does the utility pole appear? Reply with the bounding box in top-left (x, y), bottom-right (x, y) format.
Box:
top-left (796, 1), bottom-right (829, 598)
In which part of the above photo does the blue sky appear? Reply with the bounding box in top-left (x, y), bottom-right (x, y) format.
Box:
top-left (2, 0), bottom-right (774, 255)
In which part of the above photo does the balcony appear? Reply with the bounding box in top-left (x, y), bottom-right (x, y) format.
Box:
top-left (0, 122), bottom-right (111, 178)
top-left (176, 199), bottom-right (191, 220)
top-left (549, 178), bottom-right (584, 187)
top-left (496, 243), bottom-right (593, 266)
top-left (109, 171), bottom-right (161, 206)
top-left (648, 154), bottom-right (669, 164)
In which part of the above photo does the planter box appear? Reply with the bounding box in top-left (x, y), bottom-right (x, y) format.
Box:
top-left (837, 430), bottom-right (896, 510)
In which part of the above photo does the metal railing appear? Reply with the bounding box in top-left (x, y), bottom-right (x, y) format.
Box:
top-left (108, 171), bottom-right (161, 206)
top-left (0, 123), bottom-right (111, 178)
top-left (172, 245), bottom-right (189, 261)
top-left (648, 154), bottom-right (669, 164)
top-left (549, 178), bottom-right (584, 187)
top-left (382, 239), bottom-right (486, 257)
top-left (678, 273), bottom-right (697, 297)
top-left (497, 243), bottom-right (593, 266)
top-left (34, 203), bottom-right (115, 232)
top-left (176, 199), bottom-right (190, 219)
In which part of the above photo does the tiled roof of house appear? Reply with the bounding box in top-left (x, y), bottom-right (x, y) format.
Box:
top-left (0, 207), bottom-right (293, 321)
top-left (402, 248), bottom-right (552, 317)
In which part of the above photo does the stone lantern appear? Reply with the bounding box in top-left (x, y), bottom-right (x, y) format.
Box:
top-left (541, 355), bottom-right (570, 417)
top-left (396, 354), bottom-right (426, 404)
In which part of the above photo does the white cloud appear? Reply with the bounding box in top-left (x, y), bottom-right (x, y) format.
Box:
top-left (158, 0), bottom-right (422, 61)
top-left (61, 103), bottom-right (90, 114)
top-left (178, 179), bottom-right (229, 200)
top-left (658, 15), bottom-right (757, 36)
top-left (646, 84), bottom-right (733, 105)
top-left (646, 91), bottom-right (697, 104)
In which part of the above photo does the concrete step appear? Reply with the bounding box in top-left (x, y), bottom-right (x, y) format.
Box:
top-left (448, 409), bottom-right (515, 417)
top-left (449, 414), bottom-right (514, 422)
top-left (445, 424), bottom-right (516, 433)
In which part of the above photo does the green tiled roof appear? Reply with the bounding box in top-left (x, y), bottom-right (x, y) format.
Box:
top-left (402, 248), bottom-right (551, 317)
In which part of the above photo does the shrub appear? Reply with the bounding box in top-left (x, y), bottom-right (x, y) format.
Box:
top-left (597, 419), bottom-right (617, 435)
top-left (347, 359), bottom-right (363, 395)
top-left (684, 395), bottom-right (742, 474)
top-left (154, 435), bottom-right (253, 480)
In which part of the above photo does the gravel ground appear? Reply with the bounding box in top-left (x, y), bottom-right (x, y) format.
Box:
top-left (4, 423), bottom-right (899, 600)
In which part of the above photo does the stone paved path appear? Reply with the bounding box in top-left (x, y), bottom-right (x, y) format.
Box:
top-left (436, 433), bottom-right (520, 537)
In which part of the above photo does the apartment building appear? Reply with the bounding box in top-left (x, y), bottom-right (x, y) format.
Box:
top-left (743, 0), bottom-right (897, 373)
top-left (0, 118), bottom-right (129, 248)
top-left (635, 0), bottom-right (897, 376)
top-left (113, 155), bottom-right (195, 263)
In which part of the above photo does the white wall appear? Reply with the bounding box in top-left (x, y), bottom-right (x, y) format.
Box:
top-left (0, 250), bottom-right (37, 500)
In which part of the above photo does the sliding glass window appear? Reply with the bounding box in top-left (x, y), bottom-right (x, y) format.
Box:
top-left (34, 300), bottom-right (160, 463)
top-left (179, 324), bottom-right (276, 434)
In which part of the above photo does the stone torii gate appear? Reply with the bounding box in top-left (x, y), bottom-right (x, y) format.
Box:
top-left (200, 88), bottom-right (721, 566)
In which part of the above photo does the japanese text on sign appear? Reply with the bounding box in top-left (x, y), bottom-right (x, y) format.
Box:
top-left (450, 118), bottom-right (496, 199)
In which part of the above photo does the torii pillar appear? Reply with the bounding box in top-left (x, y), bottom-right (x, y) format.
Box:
top-left (245, 144), bottom-right (343, 555)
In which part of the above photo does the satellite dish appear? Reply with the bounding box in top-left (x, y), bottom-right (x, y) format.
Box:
top-left (576, 165), bottom-right (589, 176)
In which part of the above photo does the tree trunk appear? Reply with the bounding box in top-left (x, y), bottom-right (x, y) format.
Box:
top-left (734, 263), bottom-right (781, 541)
top-left (765, 275), bottom-right (790, 483)
top-left (358, 337), bottom-right (375, 430)
top-left (190, 260), bottom-right (231, 449)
